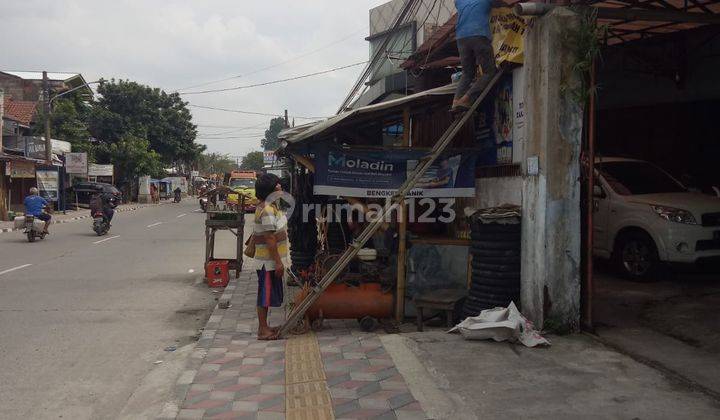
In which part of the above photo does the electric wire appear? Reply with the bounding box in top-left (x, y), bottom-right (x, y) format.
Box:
top-left (179, 61), bottom-right (367, 95)
top-left (188, 104), bottom-right (326, 120)
top-left (175, 26), bottom-right (367, 91)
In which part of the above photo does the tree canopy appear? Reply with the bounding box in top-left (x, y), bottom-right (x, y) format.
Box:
top-left (261, 117), bottom-right (286, 151)
top-left (197, 152), bottom-right (237, 175)
top-left (240, 151), bottom-right (264, 171)
top-left (89, 79), bottom-right (205, 167)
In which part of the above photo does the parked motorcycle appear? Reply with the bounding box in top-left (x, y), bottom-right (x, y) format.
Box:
top-left (199, 197), bottom-right (208, 212)
top-left (92, 210), bottom-right (110, 236)
top-left (23, 215), bottom-right (47, 242)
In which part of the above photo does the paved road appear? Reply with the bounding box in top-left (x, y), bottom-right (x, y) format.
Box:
top-left (0, 200), bottom-right (237, 419)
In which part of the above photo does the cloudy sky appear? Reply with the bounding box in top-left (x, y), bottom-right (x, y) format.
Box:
top-left (2, 0), bottom-right (390, 158)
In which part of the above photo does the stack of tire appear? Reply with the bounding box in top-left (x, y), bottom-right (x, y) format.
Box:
top-left (463, 217), bottom-right (521, 318)
top-left (288, 172), bottom-right (317, 274)
top-left (290, 228), bottom-right (317, 273)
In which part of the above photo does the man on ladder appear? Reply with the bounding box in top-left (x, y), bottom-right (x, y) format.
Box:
top-left (452, 0), bottom-right (499, 112)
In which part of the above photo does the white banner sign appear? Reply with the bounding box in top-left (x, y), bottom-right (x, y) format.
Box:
top-left (88, 163), bottom-right (113, 177)
top-left (66, 152), bottom-right (87, 174)
top-left (36, 170), bottom-right (59, 201)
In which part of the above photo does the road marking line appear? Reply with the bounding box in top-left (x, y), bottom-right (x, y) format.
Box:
top-left (147, 222), bottom-right (163, 228)
top-left (93, 235), bottom-right (120, 244)
top-left (177, 213), bottom-right (187, 218)
top-left (188, 269), bottom-right (195, 273)
top-left (0, 264), bottom-right (32, 276)
top-left (193, 209), bottom-right (203, 213)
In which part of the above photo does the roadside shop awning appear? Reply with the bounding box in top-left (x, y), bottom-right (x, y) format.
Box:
top-left (280, 84), bottom-right (456, 145)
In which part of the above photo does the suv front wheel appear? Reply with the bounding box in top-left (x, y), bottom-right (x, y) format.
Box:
top-left (614, 231), bottom-right (659, 281)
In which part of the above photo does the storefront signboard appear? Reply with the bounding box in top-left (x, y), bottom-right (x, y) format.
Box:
top-left (66, 152), bottom-right (88, 174)
top-left (313, 146), bottom-right (476, 198)
top-left (88, 163), bottom-right (113, 177)
top-left (36, 170), bottom-right (59, 201)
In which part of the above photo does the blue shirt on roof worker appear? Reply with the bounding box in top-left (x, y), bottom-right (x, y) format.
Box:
top-left (24, 194), bottom-right (48, 217)
top-left (455, 0), bottom-right (493, 40)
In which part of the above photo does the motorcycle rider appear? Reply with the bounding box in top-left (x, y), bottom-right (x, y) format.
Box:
top-left (23, 187), bottom-right (52, 234)
top-left (90, 191), bottom-right (117, 225)
top-left (173, 187), bottom-right (182, 202)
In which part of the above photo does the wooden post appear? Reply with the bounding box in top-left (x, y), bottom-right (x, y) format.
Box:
top-left (0, 90), bottom-right (6, 220)
top-left (43, 71), bottom-right (52, 164)
top-left (395, 107), bottom-right (411, 322)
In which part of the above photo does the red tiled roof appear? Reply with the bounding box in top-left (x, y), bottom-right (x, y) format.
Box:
top-left (2, 97), bottom-right (38, 126)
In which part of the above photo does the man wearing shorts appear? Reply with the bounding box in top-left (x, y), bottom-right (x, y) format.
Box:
top-left (252, 173), bottom-right (289, 340)
top-left (23, 187), bottom-right (52, 234)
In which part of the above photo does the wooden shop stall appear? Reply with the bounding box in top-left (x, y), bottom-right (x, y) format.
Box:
top-left (278, 84), bottom-right (503, 326)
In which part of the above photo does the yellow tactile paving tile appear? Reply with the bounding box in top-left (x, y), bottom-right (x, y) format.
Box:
top-left (285, 332), bottom-right (335, 420)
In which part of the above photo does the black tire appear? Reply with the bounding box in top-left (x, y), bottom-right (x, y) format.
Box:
top-left (471, 261), bottom-right (520, 272)
top-left (469, 283), bottom-right (520, 295)
top-left (471, 269), bottom-right (521, 279)
top-left (472, 256), bottom-right (522, 265)
top-left (613, 230), bottom-right (660, 282)
top-left (470, 248), bottom-right (521, 258)
top-left (470, 275), bottom-right (517, 287)
top-left (470, 222), bottom-right (521, 233)
top-left (467, 289), bottom-right (518, 301)
top-left (470, 231), bottom-right (521, 241)
top-left (27, 232), bottom-right (35, 243)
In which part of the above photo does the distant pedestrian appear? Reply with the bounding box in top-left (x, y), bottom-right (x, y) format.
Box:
top-left (251, 173), bottom-right (289, 340)
top-left (150, 183), bottom-right (159, 203)
top-left (451, 0), bottom-right (498, 112)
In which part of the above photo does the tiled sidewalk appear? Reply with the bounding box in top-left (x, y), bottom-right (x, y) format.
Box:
top-left (169, 265), bottom-right (428, 420)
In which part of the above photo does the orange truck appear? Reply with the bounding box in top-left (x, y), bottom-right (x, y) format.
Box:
top-left (226, 171), bottom-right (258, 212)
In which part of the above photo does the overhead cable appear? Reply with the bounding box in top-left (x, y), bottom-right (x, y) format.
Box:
top-left (179, 61), bottom-right (367, 95)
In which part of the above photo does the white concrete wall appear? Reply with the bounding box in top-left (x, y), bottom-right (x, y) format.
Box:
top-left (520, 7), bottom-right (583, 331)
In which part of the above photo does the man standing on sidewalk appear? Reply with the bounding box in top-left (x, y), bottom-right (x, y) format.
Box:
top-left (451, 0), bottom-right (499, 112)
top-left (252, 173), bottom-right (289, 340)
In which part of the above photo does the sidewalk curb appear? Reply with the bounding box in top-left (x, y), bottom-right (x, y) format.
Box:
top-left (158, 277), bottom-right (241, 420)
top-left (0, 204), bottom-right (155, 234)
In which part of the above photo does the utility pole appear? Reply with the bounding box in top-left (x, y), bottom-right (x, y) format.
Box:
top-left (284, 109), bottom-right (289, 128)
top-left (0, 89), bottom-right (4, 154)
top-left (43, 71), bottom-right (52, 163)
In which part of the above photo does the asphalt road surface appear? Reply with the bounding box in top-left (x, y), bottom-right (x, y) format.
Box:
top-left (0, 200), bottom-right (238, 419)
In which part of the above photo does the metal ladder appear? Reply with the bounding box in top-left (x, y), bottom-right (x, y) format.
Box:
top-left (279, 69), bottom-right (506, 337)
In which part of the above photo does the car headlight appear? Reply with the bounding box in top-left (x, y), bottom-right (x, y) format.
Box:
top-left (651, 205), bottom-right (697, 225)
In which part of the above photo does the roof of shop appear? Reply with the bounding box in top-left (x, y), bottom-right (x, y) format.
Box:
top-left (403, 0), bottom-right (720, 69)
top-left (2, 71), bottom-right (83, 81)
top-left (2, 97), bottom-right (38, 125)
top-left (280, 83), bottom-right (456, 145)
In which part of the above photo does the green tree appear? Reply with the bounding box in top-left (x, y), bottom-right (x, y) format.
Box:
top-left (197, 152), bottom-right (237, 174)
top-left (240, 151), bottom-right (264, 171)
top-left (95, 135), bottom-right (165, 184)
top-left (261, 117), bottom-right (286, 151)
top-left (33, 92), bottom-right (94, 156)
top-left (88, 79), bottom-right (205, 167)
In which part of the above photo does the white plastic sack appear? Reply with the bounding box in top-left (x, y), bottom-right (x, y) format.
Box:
top-left (33, 219), bottom-right (45, 232)
top-left (448, 302), bottom-right (550, 347)
top-left (13, 216), bottom-right (25, 229)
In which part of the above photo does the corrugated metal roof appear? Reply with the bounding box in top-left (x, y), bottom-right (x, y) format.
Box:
top-left (281, 83), bottom-right (456, 144)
